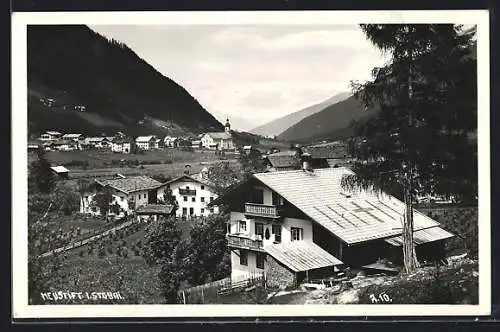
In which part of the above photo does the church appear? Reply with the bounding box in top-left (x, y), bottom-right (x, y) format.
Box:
top-left (200, 118), bottom-right (235, 151)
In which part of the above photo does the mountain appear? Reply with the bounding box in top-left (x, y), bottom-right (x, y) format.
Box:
top-left (278, 95), bottom-right (379, 143)
top-left (27, 25), bottom-right (223, 137)
top-left (250, 92), bottom-right (351, 137)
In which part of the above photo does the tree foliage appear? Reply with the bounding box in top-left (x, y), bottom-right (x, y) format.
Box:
top-left (185, 214), bottom-right (231, 286)
top-left (28, 148), bottom-right (55, 194)
top-left (344, 24), bottom-right (477, 201)
top-left (92, 187), bottom-right (114, 218)
top-left (208, 162), bottom-right (245, 195)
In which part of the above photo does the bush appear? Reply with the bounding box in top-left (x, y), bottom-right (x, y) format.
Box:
top-left (79, 250), bottom-right (84, 257)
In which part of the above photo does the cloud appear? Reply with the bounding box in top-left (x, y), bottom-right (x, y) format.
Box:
top-left (90, 24), bottom-right (387, 129)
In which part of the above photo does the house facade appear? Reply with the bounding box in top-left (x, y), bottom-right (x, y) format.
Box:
top-left (210, 161), bottom-right (454, 288)
top-left (80, 176), bottom-right (163, 218)
top-left (163, 136), bottom-right (177, 148)
top-left (82, 137), bottom-right (111, 150)
top-left (111, 139), bottom-right (133, 153)
top-left (40, 131), bottom-right (62, 141)
top-left (158, 168), bottom-right (219, 219)
top-left (135, 136), bottom-right (156, 150)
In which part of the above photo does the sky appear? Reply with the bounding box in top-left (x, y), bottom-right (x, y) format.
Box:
top-left (89, 24), bottom-right (389, 130)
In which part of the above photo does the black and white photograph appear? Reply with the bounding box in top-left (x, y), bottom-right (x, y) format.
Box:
top-left (12, 10), bottom-right (490, 318)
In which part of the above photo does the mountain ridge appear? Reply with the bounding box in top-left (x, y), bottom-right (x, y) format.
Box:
top-left (27, 25), bottom-right (223, 137)
top-left (250, 92), bottom-right (351, 137)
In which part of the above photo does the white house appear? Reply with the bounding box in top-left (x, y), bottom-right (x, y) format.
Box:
top-left (163, 136), bottom-right (177, 148)
top-left (200, 118), bottom-right (235, 151)
top-left (191, 139), bottom-right (202, 149)
top-left (209, 157), bottom-right (454, 287)
top-left (40, 131), bottom-right (62, 141)
top-left (80, 175), bottom-right (163, 217)
top-left (158, 167), bottom-right (219, 219)
top-left (111, 138), bottom-right (133, 153)
top-left (135, 136), bottom-right (156, 150)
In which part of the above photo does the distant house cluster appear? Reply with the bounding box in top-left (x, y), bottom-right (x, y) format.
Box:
top-left (30, 118), bottom-right (237, 154)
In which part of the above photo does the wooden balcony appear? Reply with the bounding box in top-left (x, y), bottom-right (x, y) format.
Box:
top-left (226, 234), bottom-right (264, 252)
top-left (179, 188), bottom-right (197, 196)
top-left (244, 203), bottom-right (281, 219)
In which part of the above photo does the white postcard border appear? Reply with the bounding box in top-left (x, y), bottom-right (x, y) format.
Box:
top-left (12, 9), bottom-right (491, 318)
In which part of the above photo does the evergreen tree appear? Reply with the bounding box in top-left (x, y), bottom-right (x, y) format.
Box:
top-left (342, 24), bottom-right (477, 273)
top-left (29, 147), bottom-right (55, 194)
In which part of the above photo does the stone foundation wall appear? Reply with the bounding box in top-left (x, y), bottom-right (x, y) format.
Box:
top-left (264, 255), bottom-right (296, 290)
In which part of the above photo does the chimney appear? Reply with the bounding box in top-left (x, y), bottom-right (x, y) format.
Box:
top-left (301, 152), bottom-right (312, 172)
top-left (184, 164), bottom-right (191, 175)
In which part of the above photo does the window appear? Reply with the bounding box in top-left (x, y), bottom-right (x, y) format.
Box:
top-left (255, 223), bottom-right (264, 239)
top-left (239, 250), bottom-right (248, 266)
top-left (201, 185), bottom-right (205, 190)
top-left (192, 197), bottom-right (195, 202)
top-left (291, 227), bottom-right (303, 241)
top-left (182, 208), bottom-right (187, 215)
top-left (210, 207), bottom-right (214, 213)
top-left (201, 197), bottom-right (205, 203)
top-left (210, 197), bottom-right (214, 202)
top-left (238, 220), bottom-right (247, 232)
top-left (144, 194), bottom-right (147, 199)
top-left (183, 196), bottom-right (188, 202)
top-left (201, 208), bottom-right (205, 214)
top-left (189, 208), bottom-right (194, 215)
top-left (186, 186), bottom-right (190, 190)
top-left (272, 225), bottom-right (282, 243)
top-left (256, 253), bottom-right (265, 269)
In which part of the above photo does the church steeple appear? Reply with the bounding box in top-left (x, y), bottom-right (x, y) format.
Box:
top-left (224, 117), bottom-right (231, 134)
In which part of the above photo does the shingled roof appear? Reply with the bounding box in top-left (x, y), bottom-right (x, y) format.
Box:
top-left (264, 150), bottom-right (301, 170)
top-left (252, 167), bottom-right (450, 245)
top-left (206, 132), bottom-right (232, 140)
top-left (97, 176), bottom-right (162, 194)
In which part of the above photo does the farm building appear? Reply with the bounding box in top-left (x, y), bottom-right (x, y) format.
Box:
top-left (80, 175), bottom-right (165, 217)
top-left (209, 157), bottom-right (454, 287)
top-left (82, 137), bottom-right (111, 150)
top-left (50, 165), bottom-right (70, 179)
top-left (135, 204), bottom-right (175, 222)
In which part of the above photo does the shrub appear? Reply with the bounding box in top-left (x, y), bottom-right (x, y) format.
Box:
top-left (79, 250), bottom-right (84, 257)
top-left (98, 246), bottom-right (106, 258)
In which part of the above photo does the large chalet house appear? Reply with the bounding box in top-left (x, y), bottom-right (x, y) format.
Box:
top-left (200, 118), bottom-right (235, 151)
top-left (158, 166), bottom-right (220, 219)
top-left (209, 157), bottom-right (454, 288)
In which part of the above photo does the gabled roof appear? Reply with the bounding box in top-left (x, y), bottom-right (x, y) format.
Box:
top-left (62, 133), bottom-right (83, 139)
top-left (162, 174), bottom-right (215, 189)
top-left (135, 135), bottom-right (155, 143)
top-left (384, 226), bottom-right (454, 246)
top-left (50, 165), bottom-right (69, 173)
top-left (204, 132), bottom-right (232, 140)
top-left (45, 131), bottom-right (61, 135)
top-left (96, 176), bottom-right (162, 194)
top-left (245, 168), bottom-right (445, 245)
top-left (135, 204), bottom-right (175, 215)
top-left (265, 241), bottom-right (343, 272)
top-left (85, 137), bottom-right (107, 143)
top-left (265, 151), bottom-right (301, 169)
top-left (302, 143), bottom-right (348, 159)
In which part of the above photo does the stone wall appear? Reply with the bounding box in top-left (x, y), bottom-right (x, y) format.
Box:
top-left (264, 254), bottom-right (296, 290)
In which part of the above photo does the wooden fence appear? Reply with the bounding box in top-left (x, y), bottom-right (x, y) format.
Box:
top-left (178, 272), bottom-right (265, 304)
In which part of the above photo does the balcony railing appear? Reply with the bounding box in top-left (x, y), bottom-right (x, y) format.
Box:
top-left (179, 188), bottom-right (197, 196)
top-left (226, 234), bottom-right (264, 252)
top-left (244, 203), bottom-right (280, 218)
